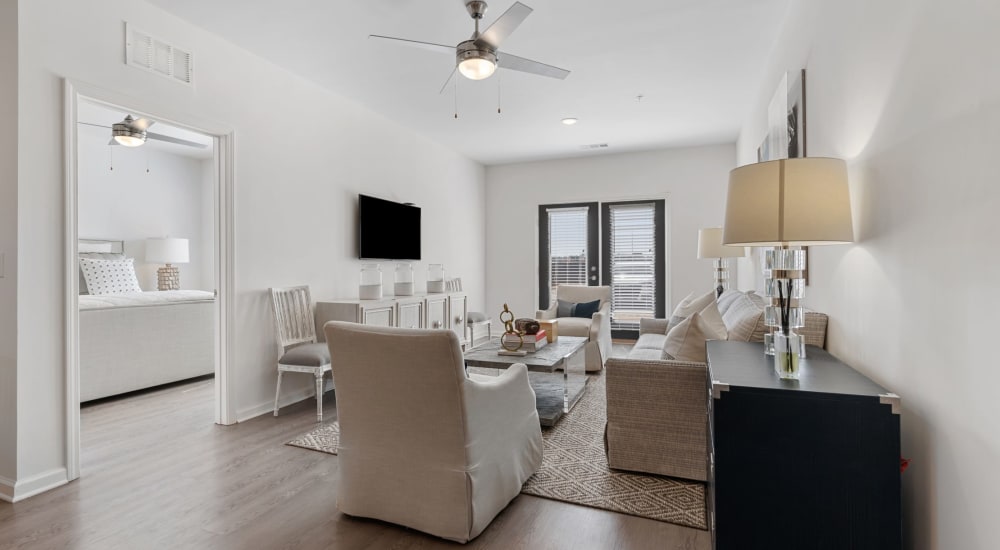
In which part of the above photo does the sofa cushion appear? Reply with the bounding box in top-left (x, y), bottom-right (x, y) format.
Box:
top-left (572, 299), bottom-right (601, 318)
top-left (716, 289), bottom-right (742, 315)
top-left (722, 293), bottom-right (766, 342)
top-left (661, 310), bottom-right (727, 363)
top-left (627, 348), bottom-right (664, 361)
top-left (667, 290), bottom-right (716, 332)
top-left (633, 332), bottom-right (667, 351)
top-left (555, 317), bottom-right (591, 337)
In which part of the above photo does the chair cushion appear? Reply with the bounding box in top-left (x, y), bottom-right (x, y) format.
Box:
top-left (466, 311), bottom-right (488, 324)
top-left (572, 299), bottom-right (601, 318)
top-left (661, 310), bottom-right (728, 363)
top-left (279, 342), bottom-right (331, 367)
top-left (555, 317), bottom-right (592, 337)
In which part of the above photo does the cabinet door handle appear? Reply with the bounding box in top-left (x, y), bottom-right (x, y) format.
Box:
top-left (455, 316), bottom-right (463, 324)
top-left (433, 321), bottom-right (441, 329)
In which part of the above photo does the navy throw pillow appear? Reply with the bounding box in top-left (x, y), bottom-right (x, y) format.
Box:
top-left (572, 299), bottom-right (601, 318)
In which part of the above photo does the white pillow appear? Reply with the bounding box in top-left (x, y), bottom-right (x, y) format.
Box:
top-left (79, 257), bottom-right (142, 295)
top-left (661, 307), bottom-right (728, 363)
top-left (666, 290), bottom-right (716, 333)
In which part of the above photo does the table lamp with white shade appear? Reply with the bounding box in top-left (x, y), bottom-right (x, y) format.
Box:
top-left (697, 227), bottom-right (748, 297)
top-left (146, 237), bottom-right (189, 291)
top-left (722, 157), bottom-right (853, 379)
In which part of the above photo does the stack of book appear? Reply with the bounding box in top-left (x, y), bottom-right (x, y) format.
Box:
top-left (501, 330), bottom-right (547, 352)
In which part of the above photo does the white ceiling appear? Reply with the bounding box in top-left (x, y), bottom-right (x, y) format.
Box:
top-left (147, 0), bottom-right (790, 165)
top-left (77, 100), bottom-right (215, 160)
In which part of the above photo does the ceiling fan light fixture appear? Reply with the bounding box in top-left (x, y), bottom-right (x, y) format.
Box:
top-left (456, 41), bottom-right (497, 80)
top-left (112, 121), bottom-right (146, 147)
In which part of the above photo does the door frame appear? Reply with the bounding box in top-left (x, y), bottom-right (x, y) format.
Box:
top-left (63, 79), bottom-right (238, 481)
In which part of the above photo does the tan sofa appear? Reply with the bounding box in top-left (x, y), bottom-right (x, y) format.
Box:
top-left (324, 321), bottom-right (543, 543)
top-left (605, 290), bottom-right (828, 481)
top-left (536, 285), bottom-right (612, 372)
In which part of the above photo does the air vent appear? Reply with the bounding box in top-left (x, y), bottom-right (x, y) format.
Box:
top-left (580, 143), bottom-right (610, 150)
top-left (124, 23), bottom-right (194, 86)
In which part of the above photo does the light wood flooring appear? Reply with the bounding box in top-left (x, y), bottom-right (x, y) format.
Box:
top-left (0, 357), bottom-right (709, 549)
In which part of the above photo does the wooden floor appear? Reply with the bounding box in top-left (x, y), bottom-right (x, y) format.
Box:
top-left (0, 367), bottom-right (710, 549)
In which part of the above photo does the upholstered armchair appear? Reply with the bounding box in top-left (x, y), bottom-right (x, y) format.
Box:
top-left (323, 321), bottom-right (543, 543)
top-left (536, 285), bottom-right (612, 372)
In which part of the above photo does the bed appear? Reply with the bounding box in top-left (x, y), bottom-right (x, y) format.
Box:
top-left (78, 239), bottom-right (215, 401)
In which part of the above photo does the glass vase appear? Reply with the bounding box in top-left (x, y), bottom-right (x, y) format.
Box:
top-left (773, 331), bottom-right (803, 380)
top-left (427, 263), bottom-right (445, 293)
top-left (359, 263), bottom-right (382, 300)
top-left (394, 262), bottom-right (414, 296)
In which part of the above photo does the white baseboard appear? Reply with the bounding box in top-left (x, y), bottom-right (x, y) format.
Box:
top-left (236, 379), bottom-right (333, 423)
top-left (0, 468), bottom-right (69, 502)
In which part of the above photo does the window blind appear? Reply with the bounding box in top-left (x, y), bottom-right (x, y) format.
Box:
top-left (547, 207), bottom-right (590, 301)
top-left (608, 203), bottom-right (657, 331)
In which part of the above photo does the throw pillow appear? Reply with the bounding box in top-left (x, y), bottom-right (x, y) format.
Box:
top-left (78, 252), bottom-right (125, 295)
top-left (721, 293), bottom-right (765, 342)
top-left (661, 309), bottom-right (728, 363)
top-left (557, 299), bottom-right (576, 317)
top-left (698, 300), bottom-right (728, 341)
top-left (79, 257), bottom-right (142, 296)
top-left (666, 290), bottom-right (716, 333)
top-left (572, 299), bottom-right (601, 319)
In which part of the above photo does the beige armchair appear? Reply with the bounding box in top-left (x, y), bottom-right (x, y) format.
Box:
top-left (535, 285), bottom-right (612, 372)
top-left (323, 321), bottom-right (543, 543)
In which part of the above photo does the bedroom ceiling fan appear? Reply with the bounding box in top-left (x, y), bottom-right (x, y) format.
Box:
top-left (78, 115), bottom-right (208, 149)
top-left (370, 0), bottom-right (570, 90)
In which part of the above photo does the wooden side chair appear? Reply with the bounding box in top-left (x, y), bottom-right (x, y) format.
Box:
top-left (269, 286), bottom-right (332, 422)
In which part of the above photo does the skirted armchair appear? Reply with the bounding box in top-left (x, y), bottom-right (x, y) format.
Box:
top-left (535, 285), bottom-right (612, 372)
top-left (323, 321), bottom-right (543, 543)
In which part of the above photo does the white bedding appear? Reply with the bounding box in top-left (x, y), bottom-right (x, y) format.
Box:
top-left (80, 290), bottom-right (215, 311)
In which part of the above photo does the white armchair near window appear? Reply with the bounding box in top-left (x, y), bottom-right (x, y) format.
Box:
top-left (536, 285), bottom-right (612, 372)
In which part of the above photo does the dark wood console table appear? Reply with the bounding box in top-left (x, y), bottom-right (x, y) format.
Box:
top-left (707, 340), bottom-right (901, 549)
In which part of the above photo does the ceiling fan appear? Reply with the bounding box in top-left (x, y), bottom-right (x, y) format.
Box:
top-left (79, 115), bottom-right (208, 149)
top-left (370, 1), bottom-right (570, 91)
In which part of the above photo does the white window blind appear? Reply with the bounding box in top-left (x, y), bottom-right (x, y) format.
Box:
top-left (547, 207), bottom-right (590, 302)
top-left (608, 203), bottom-right (656, 331)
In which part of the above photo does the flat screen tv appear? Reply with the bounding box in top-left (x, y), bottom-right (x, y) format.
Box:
top-left (358, 194), bottom-right (421, 260)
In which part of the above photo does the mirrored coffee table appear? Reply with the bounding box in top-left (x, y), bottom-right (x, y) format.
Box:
top-left (464, 336), bottom-right (589, 426)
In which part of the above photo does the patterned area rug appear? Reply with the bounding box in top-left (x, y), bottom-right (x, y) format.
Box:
top-left (286, 373), bottom-right (707, 530)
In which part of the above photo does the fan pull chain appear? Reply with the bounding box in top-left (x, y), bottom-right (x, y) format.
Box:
top-left (145, 149), bottom-right (150, 174)
top-left (497, 70), bottom-right (502, 115)
top-left (109, 145), bottom-right (114, 171)
top-left (454, 74), bottom-right (459, 119)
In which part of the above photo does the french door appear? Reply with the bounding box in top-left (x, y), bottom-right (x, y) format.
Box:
top-left (539, 200), bottom-right (665, 339)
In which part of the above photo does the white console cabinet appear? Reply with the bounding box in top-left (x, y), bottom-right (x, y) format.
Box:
top-left (315, 292), bottom-right (468, 346)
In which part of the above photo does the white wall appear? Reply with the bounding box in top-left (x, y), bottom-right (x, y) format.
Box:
top-left (10, 0), bottom-right (485, 499)
top-left (484, 144), bottom-right (735, 324)
top-left (0, 0), bottom-right (19, 498)
top-left (736, 1), bottom-right (1000, 548)
top-left (78, 123), bottom-right (214, 291)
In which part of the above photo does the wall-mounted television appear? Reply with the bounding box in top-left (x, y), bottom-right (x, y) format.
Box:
top-left (358, 194), bottom-right (421, 260)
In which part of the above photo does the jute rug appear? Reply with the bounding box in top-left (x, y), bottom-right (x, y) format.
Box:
top-left (286, 372), bottom-right (707, 530)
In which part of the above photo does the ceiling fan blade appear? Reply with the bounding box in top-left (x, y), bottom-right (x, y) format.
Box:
top-left (438, 67), bottom-right (458, 95)
top-left (498, 52), bottom-right (570, 79)
top-left (79, 121), bottom-right (111, 129)
top-left (369, 35), bottom-right (456, 56)
top-left (476, 2), bottom-right (533, 49)
top-left (146, 132), bottom-right (208, 149)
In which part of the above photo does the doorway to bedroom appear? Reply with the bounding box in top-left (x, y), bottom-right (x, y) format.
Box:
top-left (66, 86), bottom-right (236, 482)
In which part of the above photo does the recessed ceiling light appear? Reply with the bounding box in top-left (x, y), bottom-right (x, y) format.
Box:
top-left (561, 118), bottom-right (579, 126)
